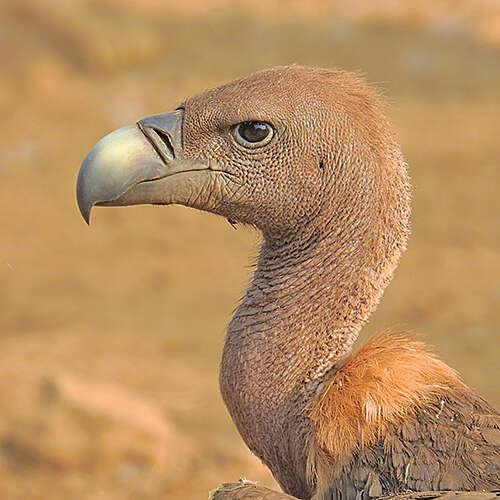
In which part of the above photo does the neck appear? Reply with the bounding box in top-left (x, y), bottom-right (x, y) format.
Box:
top-left (220, 154), bottom-right (409, 495)
top-left (220, 215), bottom-right (404, 493)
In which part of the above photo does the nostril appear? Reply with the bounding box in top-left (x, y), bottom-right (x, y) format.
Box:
top-left (154, 128), bottom-right (176, 160)
top-left (138, 121), bottom-right (176, 165)
top-left (137, 111), bottom-right (183, 164)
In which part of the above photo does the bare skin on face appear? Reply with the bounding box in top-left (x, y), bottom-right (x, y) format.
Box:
top-left (77, 66), bottom-right (500, 500)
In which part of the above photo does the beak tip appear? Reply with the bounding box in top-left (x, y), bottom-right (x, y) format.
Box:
top-left (76, 170), bottom-right (92, 225)
top-left (77, 198), bottom-right (92, 225)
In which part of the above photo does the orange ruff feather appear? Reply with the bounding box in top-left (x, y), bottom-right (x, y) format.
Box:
top-left (307, 332), bottom-right (467, 490)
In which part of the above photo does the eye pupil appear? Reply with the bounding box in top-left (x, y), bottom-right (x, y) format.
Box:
top-left (239, 122), bottom-right (270, 143)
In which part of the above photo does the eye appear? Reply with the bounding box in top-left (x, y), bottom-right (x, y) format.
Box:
top-left (232, 121), bottom-right (274, 148)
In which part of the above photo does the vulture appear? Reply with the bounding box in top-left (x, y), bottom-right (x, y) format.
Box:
top-left (76, 66), bottom-right (500, 500)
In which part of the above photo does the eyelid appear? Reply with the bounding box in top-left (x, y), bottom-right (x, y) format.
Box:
top-left (231, 121), bottom-right (275, 149)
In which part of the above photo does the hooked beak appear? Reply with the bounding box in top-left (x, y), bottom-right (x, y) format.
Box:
top-left (76, 109), bottom-right (210, 224)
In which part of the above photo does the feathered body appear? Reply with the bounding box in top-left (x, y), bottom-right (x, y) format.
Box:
top-left (309, 334), bottom-right (500, 499)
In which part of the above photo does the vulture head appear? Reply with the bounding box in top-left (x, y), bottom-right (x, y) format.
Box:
top-left (77, 65), bottom-right (409, 245)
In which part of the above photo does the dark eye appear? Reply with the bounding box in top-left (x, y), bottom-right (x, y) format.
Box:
top-left (233, 121), bottom-right (274, 148)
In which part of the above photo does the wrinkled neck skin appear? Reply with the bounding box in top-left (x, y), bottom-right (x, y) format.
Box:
top-left (220, 208), bottom-right (405, 498)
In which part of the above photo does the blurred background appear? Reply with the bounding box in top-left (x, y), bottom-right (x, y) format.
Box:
top-left (1, 0), bottom-right (499, 498)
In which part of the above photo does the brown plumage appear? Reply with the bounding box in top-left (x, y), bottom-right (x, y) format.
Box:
top-left (308, 333), bottom-right (500, 498)
top-left (76, 65), bottom-right (500, 499)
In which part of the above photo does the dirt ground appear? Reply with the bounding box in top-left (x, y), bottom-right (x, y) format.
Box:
top-left (1, 1), bottom-right (499, 498)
